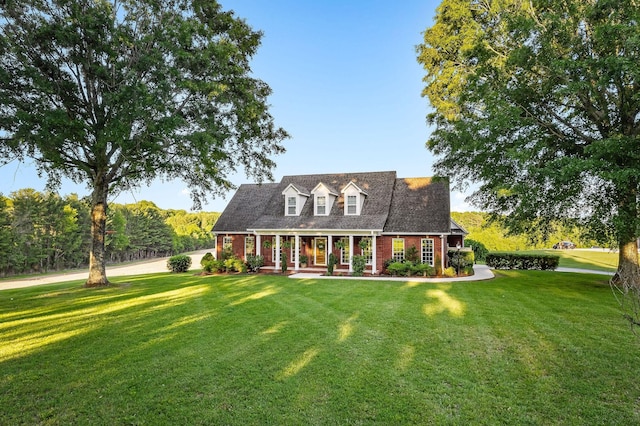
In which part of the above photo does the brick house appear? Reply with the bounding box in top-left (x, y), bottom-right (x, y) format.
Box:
top-left (211, 171), bottom-right (466, 274)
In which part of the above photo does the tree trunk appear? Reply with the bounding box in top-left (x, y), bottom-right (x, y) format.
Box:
top-left (85, 176), bottom-right (110, 287)
top-left (614, 238), bottom-right (640, 286)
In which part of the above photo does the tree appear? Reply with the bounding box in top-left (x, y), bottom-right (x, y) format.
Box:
top-left (0, 0), bottom-right (287, 286)
top-left (418, 0), bottom-right (640, 323)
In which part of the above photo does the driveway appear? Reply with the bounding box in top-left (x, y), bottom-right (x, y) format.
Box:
top-left (0, 250), bottom-right (209, 291)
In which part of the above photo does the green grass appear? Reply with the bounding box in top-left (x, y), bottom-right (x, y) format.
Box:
top-left (522, 249), bottom-right (618, 272)
top-left (1, 271), bottom-right (639, 424)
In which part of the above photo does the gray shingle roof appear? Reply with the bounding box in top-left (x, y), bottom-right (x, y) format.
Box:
top-left (212, 172), bottom-right (451, 234)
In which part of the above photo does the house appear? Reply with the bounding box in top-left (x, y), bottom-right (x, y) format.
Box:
top-left (211, 171), bottom-right (466, 274)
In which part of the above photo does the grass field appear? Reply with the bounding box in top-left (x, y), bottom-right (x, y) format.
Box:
top-left (1, 270), bottom-right (639, 424)
top-left (510, 249), bottom-right (619, 272)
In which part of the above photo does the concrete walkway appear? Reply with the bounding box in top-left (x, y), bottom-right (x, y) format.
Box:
top-left (289, 264), bottom-right (496, 283)
top-left (0, 251), bottom-right (208, 291)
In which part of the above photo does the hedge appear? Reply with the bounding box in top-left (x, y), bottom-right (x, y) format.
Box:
top-left (486, 253), bottom-right (559, 270)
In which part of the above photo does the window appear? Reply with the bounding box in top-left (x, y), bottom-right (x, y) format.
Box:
top-left (316, 196), bottom-right (326, 215)
top-left (223, 236), bottom-right (233, 253)
top-left (346, 195), bottom-right (357, 215)
top-left (360, 238), bottom-right (373, 265)
top-left (392, 238), bottom-right (405, 261)
top-left (245, 236), bottom-right (255, 260)
top-left (339, 238), bottom-right (350, 264)
top-left (421, 238), bottom-right (434, 266)
top-left (287, 196), bottom-right (297, 215)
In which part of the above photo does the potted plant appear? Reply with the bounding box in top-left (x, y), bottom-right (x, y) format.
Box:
top-left (300, 255), bottom-right (308, 268)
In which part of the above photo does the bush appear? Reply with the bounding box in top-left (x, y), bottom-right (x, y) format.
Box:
top-left (202, 259), bottom-right (224, 273)
top-left (443, 266), bottom-right (456, 277)
top-left (447, 250), bottom-right (475, 270)
top-left (387, 261), bottom-right (408, 276)
top-left (352, 255), bottom-right (367, 276)
top-left (200, 252), bottom-right (214, 266)
top-left (465, 239), bottom-right (488, 262)
top-left (415, 263), bottom-right (435, 277)
top-left (167, 254), bottom-right (192, 273)
top-left (246, 254), bottom-right (264, 272)
top-left (281, 252), bottom-right (288, 274)
top-left (327, 253), bottom-right (338, 275)
top-left (486, 253), bottom-right (559, 270)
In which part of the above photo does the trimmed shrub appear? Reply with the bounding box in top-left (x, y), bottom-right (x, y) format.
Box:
top-left (200, 252), bottom-right (214, 266)
top-left (167, 254), bottom-right (192, 273)
top-left (415, 263), bottom-right (435, 277)
top-left (246, 254), bottom-right (264, 272)
top-left (447, 250), bottom-right (475, 270)
top-left (386, 261), bottom-right (408, 276)
top-left (486, 253), bottom-right (559, 270)
top-left (327, 253), bottom-right (338, 275)
top-left (352, 255), bottom-right (367, 276)
top-left (443, 266), bottom-right (456, 277)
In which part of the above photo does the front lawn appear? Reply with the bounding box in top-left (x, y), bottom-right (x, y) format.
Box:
top-left (1, 271), bottom-right (638, 424)
top-left (524, 249), bottom-right (618, 272)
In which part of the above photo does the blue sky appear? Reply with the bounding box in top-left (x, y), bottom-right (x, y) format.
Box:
top-left (0, 0), bottom-right (473, 212)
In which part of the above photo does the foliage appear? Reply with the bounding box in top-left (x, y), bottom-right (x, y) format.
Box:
top-left (415, 262), bottom-right (436, 277)
top-left (418, 0), bottom-right (640, 291)
top-left (327, 253), bottom-right (338, 275)
top-left (386, 261), bottom-right (408, 277)
top-left (0, 0), bottom-right (287, 286)
top-left (442, 266), bottom-right (457, 278)
top-left (246, 254), bottom-right (264, 273)
top-left (448, 250), bottom-right (475, 272)
top-left (166, 255), bottom-right (192, 273)
top-left (486, 253), bottom-right (560, 271)
top-left (351, 255), bottom-right (367, 277)
top-left (405, 245), bottom-right (420, 263)
top-left (464, 238), bottom-right (489, 262)
top-left (201, 252), bottom-right (214, 266)
top-left (223, 256), bottom-right (246, 273)
top-left (280, 252), bottom-right (288, 274)
top-left (202, 259), bottom-right (224, 274)
top-left (299, 255), bottom-right (308, 265)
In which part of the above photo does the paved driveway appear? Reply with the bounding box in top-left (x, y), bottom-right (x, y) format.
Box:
top-left (0, 250), bottom-right (208, 291)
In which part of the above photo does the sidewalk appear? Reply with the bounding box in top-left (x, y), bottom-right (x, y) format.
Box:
top-left (289, 264), bottom-right (495, 283)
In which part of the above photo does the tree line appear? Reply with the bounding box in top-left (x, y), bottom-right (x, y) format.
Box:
top-left (452, 211), bottom-right (604, 252)
top-left (0, 189), bottom-right (218, 277)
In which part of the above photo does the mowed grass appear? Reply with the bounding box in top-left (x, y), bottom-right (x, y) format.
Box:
top-left (1, 271), bottom-right (639, 424)
top-left (520, 249), bottom-right (619, 272)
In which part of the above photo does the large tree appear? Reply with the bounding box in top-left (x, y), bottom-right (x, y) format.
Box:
top-left (0, 0), bottom-right (287, 286)
top-left (418, 0), bottom-right (640, 321)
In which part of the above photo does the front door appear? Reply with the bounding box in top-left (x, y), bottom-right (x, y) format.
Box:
top-left (314, 237), bottom-right (327, 266)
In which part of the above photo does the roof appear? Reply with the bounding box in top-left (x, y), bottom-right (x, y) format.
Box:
top-left (212, 171), bottom-right (451, 234)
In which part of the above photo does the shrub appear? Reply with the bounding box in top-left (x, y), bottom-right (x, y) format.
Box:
top-left (415, 263), bottom-right (435, 277)
top-left (167, 254), bottom-right (192, 273)
top-left (281, 252), bottom-right (288, 274)
top-left (327, 253), bottom-right (338, 275)
top-left (406, 245), bottom-right (420, 263)
top-left (465, 239), bottom-right (488, 262)
top-left (246, 254), bottom-right (264, 272)
top-left (202, 259), bottom-right (224, 273)
top-left (443, 266), bottom-right (456, 277)
top-left (352, 255), bottom-right (367, 276)
top-left (486, 253), bottom-right (559, 270)
top-left (447, 250), bottom-right (475, 270)
top-left (200, 252), bottom-right (214, 266)
top-left (387, 261), bottom-right (408, 276)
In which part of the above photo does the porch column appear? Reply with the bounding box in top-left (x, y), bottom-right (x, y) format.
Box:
top-left (256, 234), bottom-right (261, 256)
top-left (440, 234), bottom-right (446, 272)
top-left (294, 234), bottom-right (300, 270)
top-left (328, 235), bottom-right (333, 259)
top-left (348, 235), bottom-right (354, 273)
top-left (275, 234), bottom-right (281, 271)
top-left (372, 234), bottom-right (377, 275)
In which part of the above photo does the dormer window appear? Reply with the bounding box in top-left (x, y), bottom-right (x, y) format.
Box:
top-left (346, 195), bottom-right (357, 215)
top-left (341, 181), bottom-right (368, 216)
top-left (287, 196), bottom-right (297, 215)
top-left (316, 196), bottom-right (326, 215)
top-left (282, 183), bottom-right (309, 216)
top-left (311, 182), bottom-right (338, 216)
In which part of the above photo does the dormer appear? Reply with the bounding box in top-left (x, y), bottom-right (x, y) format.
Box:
top-left (311, 182), bottom-right (338, 216)
top-left (282, 184), bottom-right (309, 216)
top-left (341, 181), bottom-right (368, 216)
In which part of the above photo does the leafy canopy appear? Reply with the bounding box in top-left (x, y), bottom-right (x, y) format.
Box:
top-left (418, 0), bottom-right (640, 246)
top-left (0, 0), bottom-right (288, 208)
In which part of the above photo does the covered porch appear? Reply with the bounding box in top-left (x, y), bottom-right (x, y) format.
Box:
top-left (252, 231), bottom-right (380, 275)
